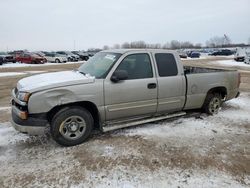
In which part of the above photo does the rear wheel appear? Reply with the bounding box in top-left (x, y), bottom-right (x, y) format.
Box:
top-left (50, 107), bottom-right (93, 146)
top-left (55, 59), bottom-right (60, 63)
top-left (202, 93), bottom-right (222, 115)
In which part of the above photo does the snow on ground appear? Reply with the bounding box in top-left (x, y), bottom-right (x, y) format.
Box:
top-left (211, 59), bottom-right (250, 68)
top-left (0, 72), bottom-right (27, 77)
top-left (122, 94), bottom-right (250, 140)
top-left (185, 54), bottom-right (234, 60)
top-left (0, 71), bottom-right (48, 77)
top-left (0, 107), bottom-right (10, 111)
top-left (0, 94), bottom-right (249, 187)
top-left (73, 167), bottom-right (248, 188)
top-left (0, 61), bottom-right (84, 69)
top-left (0, 123), bottom-right (29, 147)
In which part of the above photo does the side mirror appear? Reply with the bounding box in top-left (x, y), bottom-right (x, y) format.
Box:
top-left (111, 70), bottom-right (128, 82)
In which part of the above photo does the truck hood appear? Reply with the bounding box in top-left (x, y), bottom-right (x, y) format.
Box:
top-left (17, 71), bottom-right (95, 92)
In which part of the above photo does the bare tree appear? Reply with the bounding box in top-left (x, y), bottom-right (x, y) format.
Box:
top-left (113, 44), bottom-right (120, 49)
top-left (130, 41), bottom-right (147, 48)
top-left (206, 36), bottom-right (228, 47)
top-left (180, 41), bottom-right (194, 49)
top-left (121, 42), bottom-right (130, 48)
top-left (194, 43), bottom-right (202, 49)
top-left (103, 45), bottom-right (109, 50)
top-left (162, 42), bottom-right (170, 49)
top-left (146, 43), bottom-right (161, 49)
top-left (170, 40), bottom-right (181, 49)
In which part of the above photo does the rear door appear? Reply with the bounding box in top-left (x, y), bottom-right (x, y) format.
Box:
top-left (104, 52), bottom-right (158, 121)
top-left (153, 52), bottom-right (186, 113)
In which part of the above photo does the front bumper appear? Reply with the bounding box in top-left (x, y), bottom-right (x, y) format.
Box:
top-left (11, 108), bottom-right (48, 135)
top-left (11, 116), bottom-right (46, 135)
top-left (11, 89), bottom-right (48, 135)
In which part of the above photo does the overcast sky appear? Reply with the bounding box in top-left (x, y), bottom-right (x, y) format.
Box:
top-left (0, 0), bottom-right (249, 51)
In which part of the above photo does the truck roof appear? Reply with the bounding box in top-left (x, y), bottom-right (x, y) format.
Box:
top-left (102, 49), bottom-right (176, 54)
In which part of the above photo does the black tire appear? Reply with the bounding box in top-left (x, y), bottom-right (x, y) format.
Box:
top-left (55, 59), bottom-right (60, 63)
top-left (202, 93), bottom-right (222, 115)
top-left (50, 106), bottom-right (94, 146)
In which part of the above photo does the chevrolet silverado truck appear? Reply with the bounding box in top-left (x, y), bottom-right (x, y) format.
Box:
top-left (11, 49), bottom-right (240, 146)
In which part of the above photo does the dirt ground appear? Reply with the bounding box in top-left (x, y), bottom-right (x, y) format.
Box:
top-left (0, 58), bottom-right (249, 187)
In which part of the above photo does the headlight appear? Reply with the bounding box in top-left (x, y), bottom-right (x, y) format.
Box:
top-left (17, 92), bottom-right (31, 102)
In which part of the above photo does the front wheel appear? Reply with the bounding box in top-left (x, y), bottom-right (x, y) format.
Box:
top-left (51, 107), bottom-right (94, 146)
top-left (202, 93), bottom-right (222, 115)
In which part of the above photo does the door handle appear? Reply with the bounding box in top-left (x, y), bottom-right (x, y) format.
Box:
top-left (147, 83), bottom-right (157, 89)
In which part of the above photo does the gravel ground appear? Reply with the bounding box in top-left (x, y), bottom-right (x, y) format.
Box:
top-left (0, 57), bottom-right (249, 187)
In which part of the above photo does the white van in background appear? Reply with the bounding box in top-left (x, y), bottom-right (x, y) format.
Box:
top-left (234, 47), bottom-right (250, 62)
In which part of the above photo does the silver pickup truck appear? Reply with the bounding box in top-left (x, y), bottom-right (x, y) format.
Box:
top-left (11, 49), bottom-right (240, 146)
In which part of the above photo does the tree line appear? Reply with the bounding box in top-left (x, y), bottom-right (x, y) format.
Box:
top-left (98, 36), bottom-right (250, 51)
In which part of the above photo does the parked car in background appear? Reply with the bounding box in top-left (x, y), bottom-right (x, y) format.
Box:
top-left (33, 51), bottom-right (46, 57)
top-left (189, 51), bottom-right (200, 58)
top-left (0, 56), bottom-right (3, 65)
top-left (234, 47), bottom-right (250, 62)
top-left (44, 52), bottom-right (67, 63)
top-left (57, 51), bottom-right (79, 62)
top-left (0, 52), bottom-right (16, 63)
top-left (72, 51), bottom-right (89, 61)
top-left (16, 53), bottom-right (46, 64)
top-left (209, 49), bottom-right (234, 56)
top-left (178, 51), bottom-right (188, 59)
top-left (244, 53), bottom-right (250, 65)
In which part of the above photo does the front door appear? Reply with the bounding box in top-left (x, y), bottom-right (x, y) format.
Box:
top-left (104, 53), bottom-right (157, 121)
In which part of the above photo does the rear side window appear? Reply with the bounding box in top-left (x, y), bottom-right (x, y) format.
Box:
top-left (155, 53), bottom-right (178, 77)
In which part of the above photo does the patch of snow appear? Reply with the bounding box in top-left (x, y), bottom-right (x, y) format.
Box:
top-left (0, 71), bottom-right (48, 77)
top-left (0, 122), bottom-right (29, 147)
top-left (212, 60), bottom-right (250, 67)
top-left (73, 167), bottom-right (248, 188)
top-left (0, 72), bottom-right (27, 77)
top-left (0, 61), bottom-right (84, 69)
top-left (0, 106), bottom-right (11, 111)
top-left (24, 71), bottom-right (47, 74)
top-left (118, 93), bottom-right (250, 150)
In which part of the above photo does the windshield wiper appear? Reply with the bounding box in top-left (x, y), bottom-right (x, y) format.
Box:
top-left (73, 69), bottom-right (86, 75)
top-left (78, 71), bottom-right (86, 75)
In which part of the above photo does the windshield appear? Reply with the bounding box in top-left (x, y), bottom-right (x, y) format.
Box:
top-left (78, 52), bottom-right (121, 78)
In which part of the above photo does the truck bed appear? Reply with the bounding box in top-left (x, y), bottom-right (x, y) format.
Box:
top-left (183, 66), bottom-right (239, 110)
top-left (184, 66), bottom-right (231, 74)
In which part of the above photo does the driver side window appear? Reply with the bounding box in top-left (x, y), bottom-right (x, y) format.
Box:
top-left (116, 53), bottom-right (153, 80)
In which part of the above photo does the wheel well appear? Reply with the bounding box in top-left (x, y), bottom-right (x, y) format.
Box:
top-left (47, 101), bottom-right (100, 129)
top-left (206, 87), bottom-right (227, 99)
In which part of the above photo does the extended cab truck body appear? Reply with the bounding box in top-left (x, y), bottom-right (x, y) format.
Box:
top-left (11, 49), bottom-right (240, 146)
